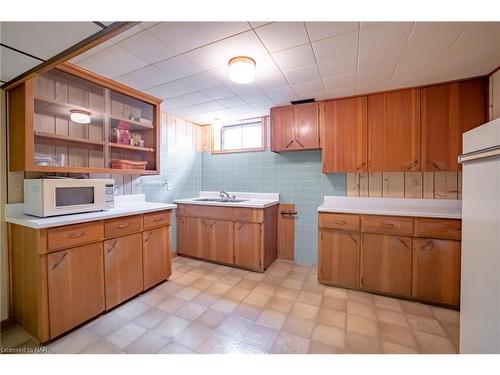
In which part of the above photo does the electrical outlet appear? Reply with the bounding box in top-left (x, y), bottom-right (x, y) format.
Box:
top-left (166, 182), bottom-right (172, 191)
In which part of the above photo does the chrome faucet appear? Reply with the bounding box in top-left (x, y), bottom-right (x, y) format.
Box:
top-left (219, 191), bottom-right (230, 200)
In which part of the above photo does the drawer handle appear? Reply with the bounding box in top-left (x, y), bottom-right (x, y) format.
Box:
top-left (445, 227), bottom-right (461, 233)
top-left (429, 160), bottom-right (441, 170)
top-left (67, 231), bottom-right (85, 239)
top-left (236, 223), bottom-right (245, 230)
top-left (145, 232), bottom-right (152, 242)
top-left (356, 162), bottom-right (366, 171)
top-left (52, 253), bottom-right (67, 270)
top-left (381, 223), bottom-right (395, 228)
top-left (397, 238), bottom-right (410, 249)
top-left (153, 217), bottom-right (163, 223)
top-left (117, 223), bottom-right (130, 229)
top-left (107, 239), bottom-right (118, 253)
top-left (420, 241), bottom-right (433, 251)
top-left (348, 234), bottom-right (358, 245)
top-left (285, 140), bottom-right (294, 149)
top-left (406, 160), bottom-right (418, 169)
top-left (334, 220), bottom-right (346, 225)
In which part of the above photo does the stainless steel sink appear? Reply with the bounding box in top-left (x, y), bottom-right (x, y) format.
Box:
top-left (194, 198), bottom-right (248, 203)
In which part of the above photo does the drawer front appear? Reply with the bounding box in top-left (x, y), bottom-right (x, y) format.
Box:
top-left (105, 215), bottom-right (142, 238)
top-left (144, 210), bottom-right (171, 229)
top-left (184, 205), bottom-right (233, 220)
top-left (319, 213), bottom-right (360, 231)
top-left (48, 221), bottom-right (103, 251)
top-left (414, 218), bottom-right (461, 240)
top-left (361, 215), bottom-right (413, 235)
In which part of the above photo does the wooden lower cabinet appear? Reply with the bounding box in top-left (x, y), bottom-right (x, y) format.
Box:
top-left (208, 220), bottom-right (234, 264)
top-left (183, 217), bottom-right (206, 258)
top-left (176, 216), bottom-right (187, 253)
top-left (143, 226), bottom-right (171, 290)
top-left (234, 222), bottom-right (261, 269)
top-left (318, 229), bottom-right (360, 288)
top-left (360, 234), bottom-right (412, 296)
top-left (104, 233), bottom-right (144, 309)
top-left (47, 242), bottom-right (105, 339)
top-left (412, 238), bottom-right (461, 306)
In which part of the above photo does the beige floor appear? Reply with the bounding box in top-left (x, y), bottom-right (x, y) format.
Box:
top-left (1, 256), bottom-right (460, 354)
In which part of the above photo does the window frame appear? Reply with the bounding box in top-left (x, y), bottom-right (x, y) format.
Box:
top-left (210, 117), bottom-right (266, 154)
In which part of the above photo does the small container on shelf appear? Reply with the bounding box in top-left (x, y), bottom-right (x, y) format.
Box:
top-left (111, 159), bottom-right (148, 170)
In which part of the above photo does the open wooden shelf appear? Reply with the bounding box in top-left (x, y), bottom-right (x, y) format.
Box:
top-left (34, 131), bottom-right (104, 146)
top-left (109, 142), bottom-right (155, 152)
top-left (110, 116), bottom-right (153, 130)
top-left (30, 165), bottom-right (158, 175)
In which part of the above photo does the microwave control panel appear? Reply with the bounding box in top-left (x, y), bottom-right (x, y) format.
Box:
top-left (106, 183), bottom-right (115, 206)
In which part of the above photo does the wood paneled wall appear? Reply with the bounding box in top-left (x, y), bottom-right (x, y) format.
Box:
top-left (346, 171), bottom-right (462, 200)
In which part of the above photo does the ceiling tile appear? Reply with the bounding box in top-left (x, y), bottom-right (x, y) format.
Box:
top-left (1, 22), bottom-right (101, 60)
top-left (282, 64), bottom-right (320, 84)
top-left (183, 31), bottom-right (268, 71)
top-left (168, 91), bottom-right (212, 108)
top-left (155, 56), bottom-right (202, 79)
top-left (194, 22), bottom-right (251, 41)
top-left (305, 22), bottom-right (359, 42)
top-left (360, 22), bottom-right (385, 29)
top-left (0, 46), bottom-right (40, 81)
top-left (201, 85), bottom-right (234, 100)
top-left (249, 22), bottom-right (273, 28)
top-left (263, 85), bottom-right (298, 104)
top-left (237, 88), bottom-right (271, 104)
top-left (140, 22), bottom-right (161, 29)
top-left (181, 71), bottom-right (220, 90)
top-left (116, 65), bottom-right (175, 90)
top-left (292, 80), bottom-right (324, 96)
top-left (324, 87), bottom-right (356, 99)
top-left (146, 80), bottom-right (196, 99)
top-left (229, 104), bottom-right (257, 116)
top-left (217, 96), bottom-right (247, 107)
top-left (76, 44), bottom-right (149, 78)
top-left (256, 71), bottom-right (289, 90)
top-left (357, 50), bottom-right (401, 73)
top-left (254, 22), bottom-right (309, 52)
top-left (312, 30), bottom-right (358, 63)
top-left (149, 22), bottom-right (210, 54)
top-left (318, 54), bottom-right (357, 78)
top-left (359, 22), bottom-right (414, 55)
top-left (272, 44), bottom-right (316, 71)
top-left (323, 73), bottom-right (356, 90)
top-left (119, 30), bottom-right (176, 64)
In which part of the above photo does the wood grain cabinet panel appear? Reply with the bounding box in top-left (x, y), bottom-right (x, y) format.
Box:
top-left (143, 226), bottom-right (171, 290)
top-left (360, 233), bottom-right (412, 296)
top-left (412, 238), bottom-right (461, 306)
top-left (207, 220), bottom-right (234, 264)
top-left (176, 216), bottom-right (187, 253)
top-left (104, 215), bottom-right (142, 238)
top-left (48, 221), bottom-right (103, 251)
top-left (234, 222), bottom-right (261, 269)
top-left (182, 217), bottom-right (206, 259)
top-left (318, 229), bottom-right (360, 288)
top-left (361, 215), bottom-right (413, 236)
top-left (143, 210), bottom-right (171, 229)
top-left (318, 213), bottom-right (360, 231)
top-left (421, 78), bottom-right (488, 171)
top-left (104, 233), bottom-right (143, 309)
top-left (47, 242), bottom-right (105, 338)
top-left (368, 88), bottom-right (421, 172)
top-left (321, 97), bottom-right (368, 173)
top-left (294, 102), bottom-right (320, 150)
top-left (414, 218), bottom-right (461, 240)
top-left (271, 106), bottom-right (296, 151)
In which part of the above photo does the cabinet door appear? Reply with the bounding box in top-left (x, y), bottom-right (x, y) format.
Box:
top-left (271, 106), bottom-right (295, 152)
top-left (318, 229), bottom-right (360, 288)
top-left (234, 222), bottom-right (261, 269)
top-left (360, 233), bottom-right (412, 296)
top-left (207, 219), bottom-right (234, 264)
top-left (412, 238), bottom-right (461, 306)
top-left (321, 97), bottom-right (367, 173)
top-left (294, 103), bottom-right (319, 150)
top-left (47, 242), bottom-right (105, 338)
top-left (421, 79), bottom-right (487, 171)
top-left (368, 88), bottom-right (421, 172)
top-left (104, 233), bottom-right (143, 309)
top-left (182, 217), bottom-right (203, 258)
top-left (176, 216), bottom-right (186, 253)
top-left (143, 226), bottom-right (171, 290)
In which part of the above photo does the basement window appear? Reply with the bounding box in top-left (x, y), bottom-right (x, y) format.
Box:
top-left (211, 119), bottom-right (266, 153)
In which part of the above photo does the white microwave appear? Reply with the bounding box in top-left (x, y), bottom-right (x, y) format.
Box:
top-left (24, 179), bottom-right (115, 217)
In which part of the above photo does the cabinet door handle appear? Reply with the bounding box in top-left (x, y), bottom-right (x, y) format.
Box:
top-left (145, 232), bottom-right (152, 242)
top-left (334, 220), bottom-right (346, 225)
top-left (356, 162), bottom-right (366, 171)
top-left (381, 223), bottom-right (395, 228)
top-left (397, 237), bottom-right (410, 249)
top-left (296, 139), bottom-right (304, 148)
top-left (209, 220), bottom-right (216, 228)
top-left (107, 239), bottom-right (118, 253)
top-left (153, 217), bottom-right (163, 223)
top-left (420, 241), bottom-right (433, 251)
top-left (67, 231), bottom-right (85, 239)
top-left (406, 160), bottom-right (418, 169)
top-left (117, 222), bottom-right (130, 229)
top-left (444, 226), bottom-right (460, 233)
top-left (285, 140), bottom-right (294, 148)
top-left (348, 234), bottom-right (358, 245)
top-left (429, 160), bottom-right (441, 170)
top-left (236, 222), bottom-right (245, 230)
top-left (52, 253), bottom-right (67, 270)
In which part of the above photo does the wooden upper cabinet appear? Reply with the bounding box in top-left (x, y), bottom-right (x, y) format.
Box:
top-left (421, 78), bottom-right (488, 171)
top-left (271, 103), bottom-right (319, 152)
top-left (47, 243), bottom-right (105, 339)
top-left (7, 63), bottom-right (162, 175)
top-left (321, 97), bottom-right (368, 173)
top-left (368, 88), bottom-right (421, 172)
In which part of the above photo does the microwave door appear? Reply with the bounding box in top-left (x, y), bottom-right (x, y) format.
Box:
top-left (55, 186), bottom-right (96, 212)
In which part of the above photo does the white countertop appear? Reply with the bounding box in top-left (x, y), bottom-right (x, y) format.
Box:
top-left (175, 191), bottom-right (279, 208)
top-left (5, 194), bottom-right (176, 229)
top-left (318, 196), bottom-right (462, 219)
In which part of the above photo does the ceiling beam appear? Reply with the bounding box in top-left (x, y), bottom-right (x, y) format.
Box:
top-left (1, 22), bottom-right (140, 91)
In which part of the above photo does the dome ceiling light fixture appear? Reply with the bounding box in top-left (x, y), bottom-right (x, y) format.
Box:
top-left (70, 109), bottom-right (91, 124)
top-left (228, 56), bottom-right (256, 84)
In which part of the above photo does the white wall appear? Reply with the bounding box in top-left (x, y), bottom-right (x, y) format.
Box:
top-left (490, 69), bottom-right (500, 120)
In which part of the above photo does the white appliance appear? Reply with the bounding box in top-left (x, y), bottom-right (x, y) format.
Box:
top-left (459, 117), bottom-right (500, 354)
top-left (24, 178), bottom-right (115, 217)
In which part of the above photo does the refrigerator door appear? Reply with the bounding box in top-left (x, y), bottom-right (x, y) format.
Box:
top-left (459, 119), bottom-right (500, 354)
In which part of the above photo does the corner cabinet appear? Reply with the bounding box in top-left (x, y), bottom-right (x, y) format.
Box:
top-left (271, 102), bottom-right (320, 152)
top-left (7, 63), bottom-right (162, 175)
